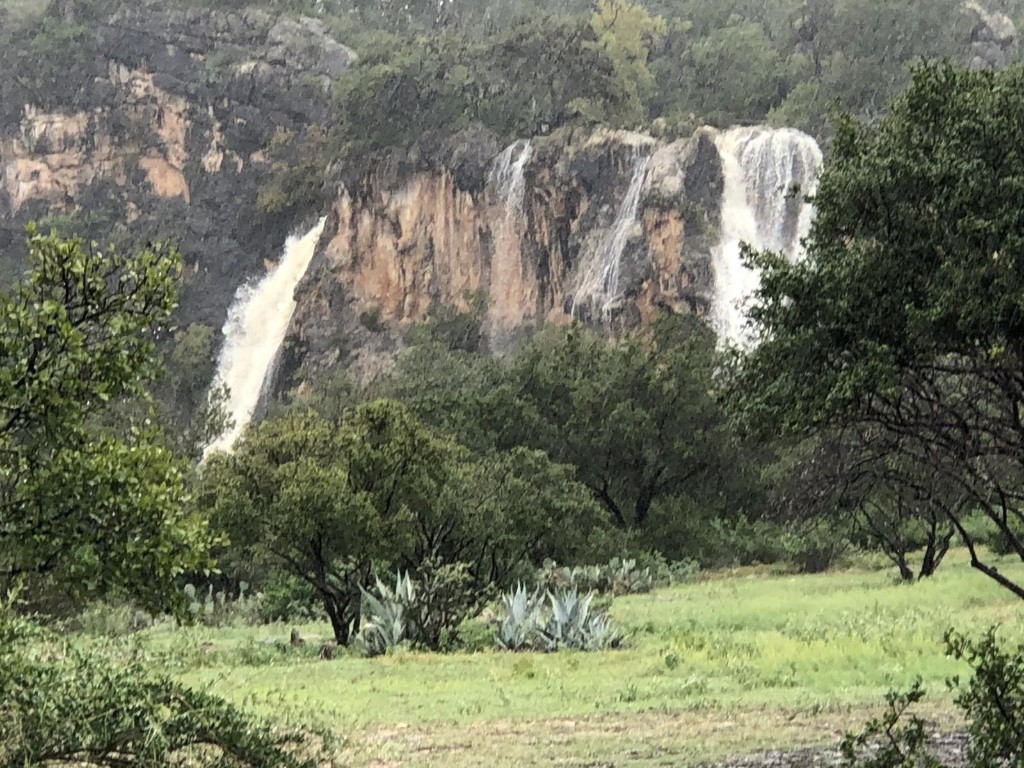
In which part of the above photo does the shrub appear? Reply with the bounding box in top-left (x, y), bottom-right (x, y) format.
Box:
top-left (947, 628), bottom-right (1024, 768)
top-left (0, 609), bottom-right (338, 767)
top-left (256, 571), bottom-right (327, 624)
top-left (842, 629), bottom-right (1024, 768)
top-left (356, 562), bottom-right (481, 655)
top-left (839, 681), bottom-right (942, 768)
top-left (782, 522), bottom-right (851, 574)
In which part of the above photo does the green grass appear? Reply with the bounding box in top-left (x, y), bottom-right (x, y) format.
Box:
top-left (126, 550), bottom-right (1024, 766)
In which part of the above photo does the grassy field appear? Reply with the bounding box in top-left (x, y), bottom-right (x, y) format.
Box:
top-left (127, 550), bottom-right (1024, 767)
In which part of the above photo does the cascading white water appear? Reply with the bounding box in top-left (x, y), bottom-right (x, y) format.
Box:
top-left (487, 140), bottom-right (533, 352)
top-left (203, 217), bottom-right (327, 458)
top-left (572, 149), bottom-right (651, 320)
top-left (490, 139), bottom-right (532, 212)
top-left (711, 127), bottom-right (822, 345)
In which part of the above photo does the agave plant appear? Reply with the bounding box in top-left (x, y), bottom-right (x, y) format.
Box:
top-left (493, 585), bottom-right (623, 653)
top-left (495, 583), bottom-right (544, 651)
top-left (541, 587), bottom-right (593, 651)
top-left (357, 571), bottom-right (418, 657)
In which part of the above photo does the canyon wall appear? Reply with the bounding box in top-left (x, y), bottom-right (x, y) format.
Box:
top-left (280, 126), bottom-right (724, 386)
top-left (0, 1), bottom-right (352, 327)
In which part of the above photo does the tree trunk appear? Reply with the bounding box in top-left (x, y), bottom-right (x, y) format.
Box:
top-left (321, 590), bottom-right (355, 645)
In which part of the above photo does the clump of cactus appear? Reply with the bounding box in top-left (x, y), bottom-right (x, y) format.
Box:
top-left (536, 557), bottom-right (654, 596)
top-left (536, 555), bottom-right (699, 596)
top-left (494, 585), bottom-right (623, 652)
top-left (182, 581), bottom-right (256, 627)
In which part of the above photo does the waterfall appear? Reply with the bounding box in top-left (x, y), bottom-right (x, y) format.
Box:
top-left (203, 217), bottom-right (327, 458)
top-left (490, 139), bottom-right (532, 212)
top-left (487, 139), bottom-right (532, 352)
top-left (572, 149), bottom-right (651, 320)
top-left (711, 127), bottom-right (822, 345)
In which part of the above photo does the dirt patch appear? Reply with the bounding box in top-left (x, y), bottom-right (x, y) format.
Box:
top-left (703, 733), bottom-right (969, 768)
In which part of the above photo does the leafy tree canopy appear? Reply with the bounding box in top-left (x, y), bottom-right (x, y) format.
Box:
top-left (732, 61), bottom-right (1024, 597)
top-left (0, 229), bottom-right (215, 612)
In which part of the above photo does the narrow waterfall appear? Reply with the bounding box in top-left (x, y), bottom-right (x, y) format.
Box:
top-left (486, 139), bottom-right (533, 352)
top-left (490, 139), bottom-right (532, 211)
top-left (572, 149), bottom-right (651, 320)
top-left (203, 217), bottom-right (327, 458)
top-left (711, 127), bottom-right (822, 344)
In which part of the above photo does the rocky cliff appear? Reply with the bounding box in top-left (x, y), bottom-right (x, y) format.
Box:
top-left (0, 0), bottom-right (1016, 407)
top-left (279, 125), bottom-right (725, 385)
top-left (0, 1), bottom-right (353, 327)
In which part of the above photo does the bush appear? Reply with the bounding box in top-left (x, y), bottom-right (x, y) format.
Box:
top-left (947, 628), bottom-right (1024, 768)
top-left (256, 571), bottom-right (327, 624)
top-left (0, 609), bottom-right (338, 767)
top-left (782, 522), bottom-right (851, 574)
top-left (840, 681), bottom-right (941, 768)
top-left (356, 562), bottom-right (482, 655)
top-left (842, 629), bottom-right (1024, 768)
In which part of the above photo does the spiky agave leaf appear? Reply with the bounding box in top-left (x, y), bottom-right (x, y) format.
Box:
top-left (496, 583), bottom-right (543, 651)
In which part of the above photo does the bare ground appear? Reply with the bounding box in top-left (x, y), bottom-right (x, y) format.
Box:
top-left (345, 710), bottom-right (967, 767)
top-left (703, 733), bottom-right (969, 767)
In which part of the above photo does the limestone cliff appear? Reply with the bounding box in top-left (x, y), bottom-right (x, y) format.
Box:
top-left (0, 1), bottom-right (353, 327)
top-left (280, 126), bottom-right (724, 386)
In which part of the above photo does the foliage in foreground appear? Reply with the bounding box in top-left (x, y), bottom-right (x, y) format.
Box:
top-left (842, 629), bottom-right (1024, 768)
top-left (0, 229), bottom-right (215, 613)
top-left (0, 607), bottom-right (336, 767)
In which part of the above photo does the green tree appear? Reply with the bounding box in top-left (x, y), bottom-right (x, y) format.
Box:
top-left (199, 399), bottom-right (598, 644)
top-left (589, 0), bottom-right (665, 125)
top-left (732, 62), bottom-right (1024, 599)
top-left (0, 229), bottom-right (214, 611)
top-left (779, 430), bottom-right (960, 582)
top-left (0, 229), bottom-right (332, 767)
top-left (500, 317), bottom-right (761, 549)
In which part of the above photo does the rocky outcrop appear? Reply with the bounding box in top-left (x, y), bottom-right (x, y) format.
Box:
top-left (0, 1), bottom-right (354, 326)
top-left (965, 1), bottom-right (1018, 69)
top-left (280, 126), bottom-right (724, 386)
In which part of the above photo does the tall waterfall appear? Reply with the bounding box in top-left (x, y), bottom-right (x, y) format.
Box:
top-left (711, 127), bottom-right (822, 344)
top-left (572, 149), bottom-right (651, 320)
top-left (203, 217), bottom-right (327, 458)
top-left (490, 139), bottom-right (532, 212)
top-left (487, 139), bottom-right (532, 352)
